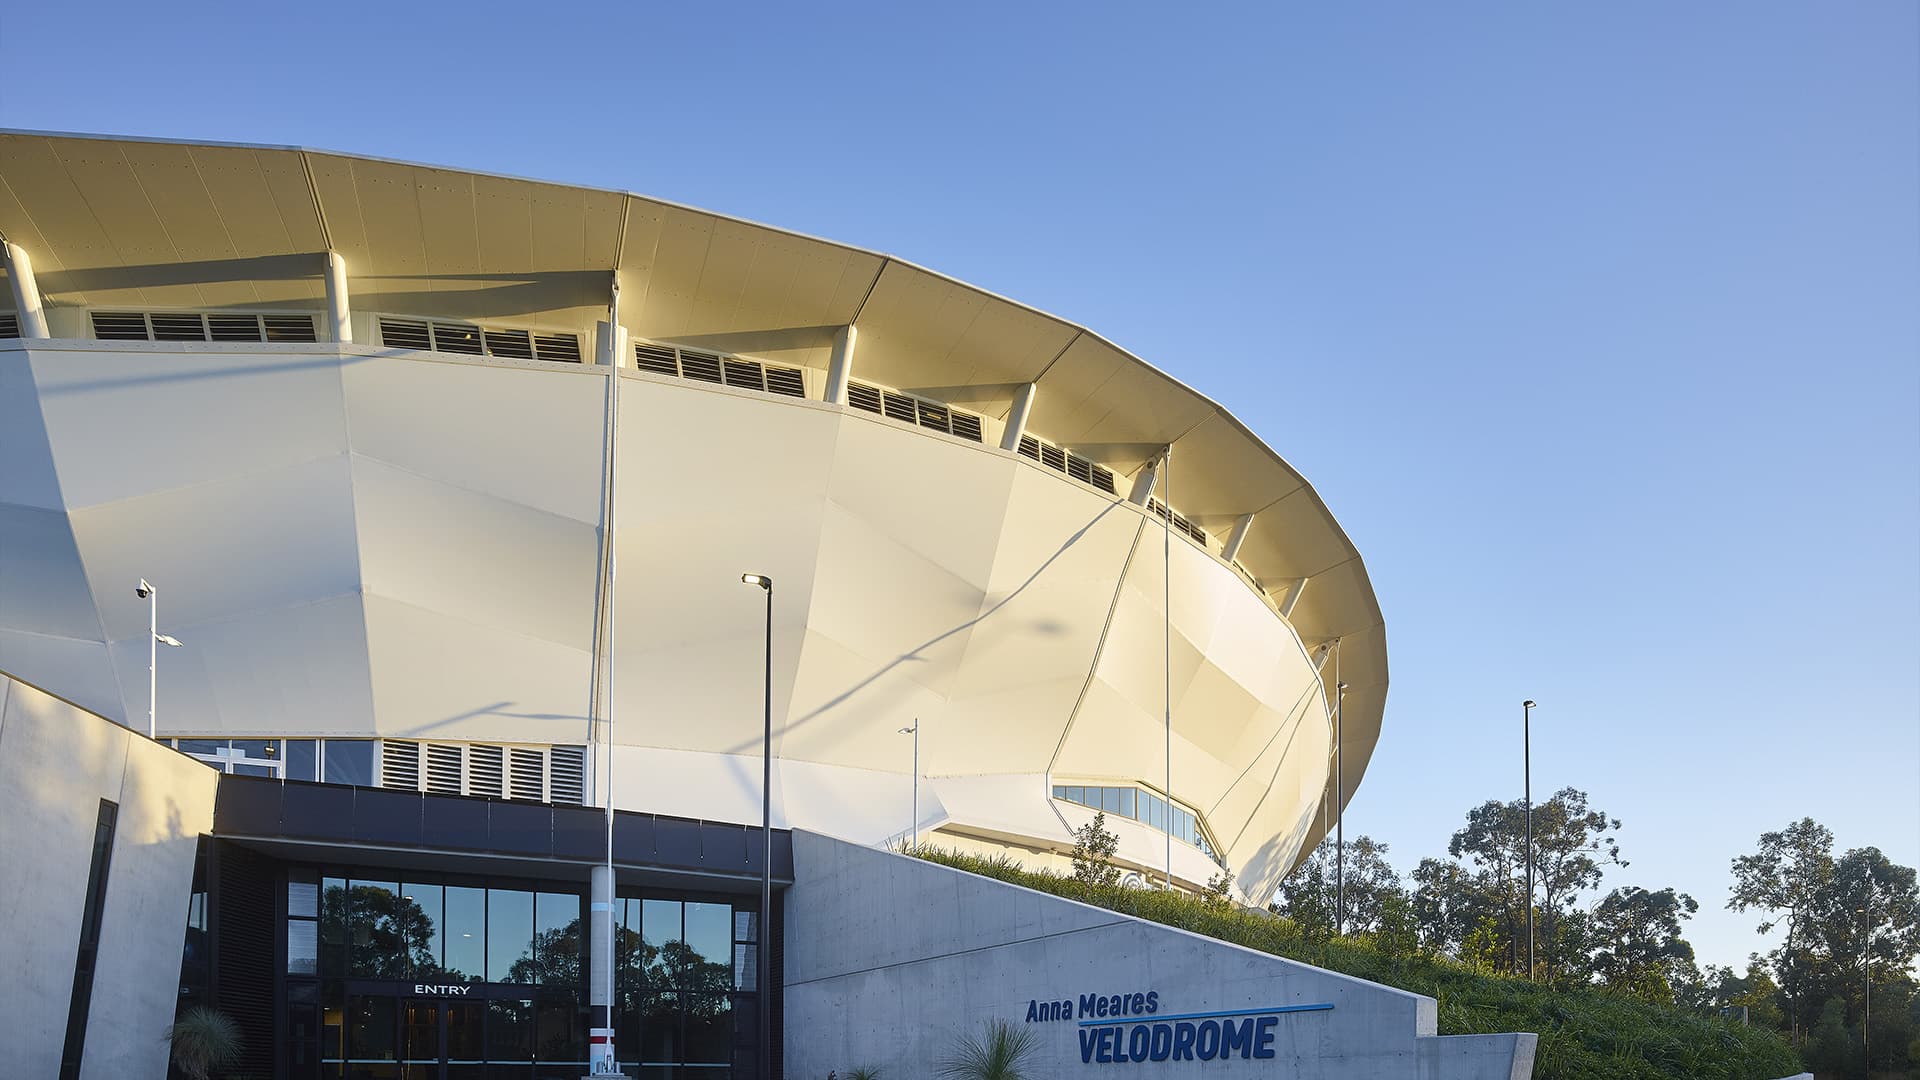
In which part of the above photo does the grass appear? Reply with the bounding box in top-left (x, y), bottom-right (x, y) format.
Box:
top-left (909, 846), bottom-right (1801, 1080)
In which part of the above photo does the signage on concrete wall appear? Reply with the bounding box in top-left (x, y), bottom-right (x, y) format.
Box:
top-left (1025, 988), bottom-right (1334, 1064)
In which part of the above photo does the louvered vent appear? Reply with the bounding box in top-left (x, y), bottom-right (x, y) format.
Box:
top-left (634, 343), bottom-right (678, 376)
top-left (431, 322), bottom-right (485, 355)
top-left (916, 401), bottom-right (950, 431)
top-left (262, 314), bottom-right (318, 342)
top-left (380, 741), bottom-right (421, 791)
top-left (631, 340), bottom-right (806, 397)
top-left (765, 366), bottom-right (805, 397)
top-left (379, 318), bottom-right (433, 351)
top-left (723, 358), bottom-right (764, 391)
top-left (92, 312), bottom-right (152, 340)
top-left (468, 745), bottom-right (505, 799)
top-left (425, 744), bottom-right (464, 795)
top-left (534, 333), bottom-right (582, 363)
top-left (208, 313), bottom-right (263, 341)
top-left (848, 382), bottom-right (883, 414)
top-left (881, 389), bottom-right (917, 423)
top-left (509, 748), bottom-right (545, 801)
top-left (0, 313), bottom-right (18, 339)
top-left (1148, 498), bottom-right (1210, 546)
top-left (950, 412), bottom-right (983, 441)
top-left (485, 328), bottom-right (534, 359)
top-left (150, 312), bottom-right (209, 341)
top-left (549, 747), bottom-right (586, 805)
top-left (1017, 433), bottom-right (1117, 494)
top-left (679, 350), bottom-right (724, 383)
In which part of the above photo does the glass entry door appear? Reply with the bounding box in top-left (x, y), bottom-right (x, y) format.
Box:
top-left (400, 999), bottom-right (440, 1078)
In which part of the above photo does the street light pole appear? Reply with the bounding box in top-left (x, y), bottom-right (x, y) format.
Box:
top-left (740, 573), bottom-right (774, 1080)
top-left (1335, 679), bottom-right (1347, 937)
top-left (898, 722), bottom-right (919, 850)
top-left (136, 579), bottom-right (183, 739)
top-left (1523, 699), bottom-right (1537, 981)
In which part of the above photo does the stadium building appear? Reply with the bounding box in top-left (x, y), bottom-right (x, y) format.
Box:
top-left (0, 130), bottom-right (1532, 1080)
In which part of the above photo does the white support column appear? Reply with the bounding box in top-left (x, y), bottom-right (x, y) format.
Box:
top-left (587, 862), bottom-right (618, 1075)
top-left (1279, 576), bottom-right (1310, 619)
top-left (324, 251), bottom-right (352, 344)
top-left (1128, 456), bottom-right (1162, 506)
top-left (4, 242), bottom-right (51, 339)
top-left (594, 321), bottom-right (628, 367)
top-left (1221, 513), bottom-right (1255, 563)
top-left (824, 323), bottom-right (857, 405)
top-left (999, 381), bottom-right (1037, 451)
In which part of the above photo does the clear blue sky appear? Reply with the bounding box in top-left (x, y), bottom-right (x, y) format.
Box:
top-left (5, 1), bottom-right (1914, 970)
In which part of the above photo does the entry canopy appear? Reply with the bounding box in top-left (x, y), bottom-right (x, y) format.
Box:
top-left (0, 128), bottom-right (1387, 838)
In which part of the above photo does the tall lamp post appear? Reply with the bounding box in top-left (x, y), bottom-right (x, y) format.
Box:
top-left (739, 573), bottom-right (774, 1080)
top-left (135, 579), bottom-right (184, 739)
top-left (1335, 680), bottom-right (1348, 937)
top-left (898, 722), bottom-right (919, 850)
top-left (1523, 699), bottom-right (1537, 981)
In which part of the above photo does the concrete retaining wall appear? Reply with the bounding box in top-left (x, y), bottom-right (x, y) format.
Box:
top-left (784, 831), bottom-right (1534, 1079)
top-left (0, 672), bottom-right (218, 1080)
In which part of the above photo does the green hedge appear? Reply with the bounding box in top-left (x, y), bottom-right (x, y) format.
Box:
top-left (909, 847), bottom-right (1801, 1080)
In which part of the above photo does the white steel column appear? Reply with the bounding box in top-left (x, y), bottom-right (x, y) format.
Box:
top-left (324, 252), bottom-right (352, 344)
top-left (999, 382), bottom-right (1037, 451)
top-left (1221, 513), bottom-right (1255, 563)
top-left (4, 242), bottom-right (51, 339)
top-left (1129, 457), bottom-right (1162, 506)
top-left (587, 863), bottom-right (617, 1075)
top-left (1279, 577), bottom-right (1310, 620)
top-left (824, 324), bottom-right (857, 405)
top-left (595, 276), bottom-right (626, 367)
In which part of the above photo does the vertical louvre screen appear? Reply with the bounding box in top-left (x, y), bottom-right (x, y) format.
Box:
top-left (425, 744), bottom-right (464, 795)
top-left (468, 745), bottom-right (505, 798)
top-left (380, 740), bottom-right (421, 791)
top-left (509, 748), bottom-right (545, 801)
top-left (549, 746), bottom-right (586, 805)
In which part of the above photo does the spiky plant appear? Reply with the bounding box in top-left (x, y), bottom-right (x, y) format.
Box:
top-left (163, 1006), bottom-right (242, 1080)
top-left (936, 1017), bottom-right (1040, 1080)
top-left (846, 1067), bottom-right (883, 1080)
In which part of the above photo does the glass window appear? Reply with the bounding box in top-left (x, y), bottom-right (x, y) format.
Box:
top-left (534, 892), bottom-right (581, 988)
top-left (640, 899), bottom-right (680, 986)
top-left (346, 994), bottom-right (396, 1063)
top-left (347, 880), bottom-right (407, 980)
top-left (487, 998), bottom-right (534, 1064)
top-left (289, 876), bottom-right (319, 918)
top-left (232, 762), bottom-right (275, 777)
top-left (319, 877), bottom-right (349, 977)
top-left (443, 886), bottom-right (485, 982)
top-left (231, 738), bottom-right (277, 760)
top-left (733, 944), bottom-right (757, 991)
top-left (288, 919), bottom-right (317, 975)
top-left (732, 909), bottom-right (757, 944)
top-left (682, 903), bottom-right (731, 991)
top-left (1052, 785), bottom-right (1066, 799)
top-left (683, 994), bottom-right (731, 1064)
top-left (404, 884), bottom-right (444, 975)
top-left (1146, 793), bottom-right (1167, 831)
top-left (1118, 788), bottom-right (1136, 820)
top-left (535, 989), bottom-right (584, 1064)
top-left (1101, 787), bottom-right (1122, 814)
top-left (324, 740), bottom-right (374, 786)
top-left (1065, 786), bottom-right (1085, 806)
top-left (178, 738), bottom-right (226, 756)
top-left (488, 889), bottom-right (535, 983)
top-left (638, 992), bottom-right (679, 1066)
top-left (285, 740), bottom-right (318, 782)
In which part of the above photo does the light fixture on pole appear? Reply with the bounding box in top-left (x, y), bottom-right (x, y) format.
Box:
top-left (740, 572), bottom-right (773, 1080)
top-left (898, 722), bottom-right (919, 850)
top-left (135, 579), bottom-right (183, 740)
top-left (1335, 679), bottom-right (1348, 937)
top-left (1523, 699), bottom-right (1537, 981)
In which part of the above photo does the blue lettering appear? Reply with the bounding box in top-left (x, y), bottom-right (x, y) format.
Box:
top-left (1079, 993), bottom-right (1098, 1018)
top-left (1096, 995), bottom-right (1110, 1017)
top-left (1145, 991), bottom-right (1159, 1014)
top-left (1220, 1018), bottom-right (1254, 1058)
top-left (1149, 1023), bottom-right (1172, 1061)
top-left (1128, 1025), bottom-right (1151, 1062)
top-left (1196, 1020), bottom-right (1221, 1061)
top-left (1109, 994), bottom-right (1123, 1016)
top-left (1058, 999), bottom-right (1073, 1020)
top-left (1079, 1028), bottom-right (1100, 1063)
top-left (1096, 1027), bottom-right (1114, 1063)
top-left (1173, 1021), bottom-right (1197, 1060)
top-left (1254, 1015), bottom-right (1278, 1059)
top-left (1129, 992), bottom-right (1144, 1013)
top-left (1026, 999), bottom-right (1038, 1023)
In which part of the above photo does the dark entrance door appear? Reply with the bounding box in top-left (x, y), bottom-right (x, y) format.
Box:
top-left (399, 998), bottom-right (440, 1078)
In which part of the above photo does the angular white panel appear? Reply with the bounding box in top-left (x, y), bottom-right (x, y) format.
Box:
top-left (0, 504), bottom-right (102, 640)
top-left (0, 351), bottom-right (63, 510)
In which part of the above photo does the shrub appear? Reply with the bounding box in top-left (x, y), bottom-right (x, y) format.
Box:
top-left (937, 1017), bottom-right (1040, 1080)
top-left (163, 1006), bottom-right (242, 1080)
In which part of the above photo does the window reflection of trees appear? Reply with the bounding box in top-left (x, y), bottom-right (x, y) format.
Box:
top-left (321, 883), bottom-right (439, 980)
top-left (318, 881), bottom-right (582, 987)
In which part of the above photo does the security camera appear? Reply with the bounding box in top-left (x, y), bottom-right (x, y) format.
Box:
top-left (136, 579), bottom-right (153, 599)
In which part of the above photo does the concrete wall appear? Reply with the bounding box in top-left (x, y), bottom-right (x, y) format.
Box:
top-left (0, 672), bottom-right (218, 1080)
top-left (784, 831), bottom-right (1534, 1080)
